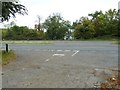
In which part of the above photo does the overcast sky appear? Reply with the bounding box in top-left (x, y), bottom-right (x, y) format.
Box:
top-left (1, 0), bottom-right (120, 29)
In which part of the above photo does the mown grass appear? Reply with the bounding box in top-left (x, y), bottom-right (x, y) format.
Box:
top-left (112, 41), bottom-right (120, 44)
top-left (2, 41), bottom-right (53, 44)
top-left (1, 50), bottom-right (16, 65)
top-left (75, 37), bottom-right (118, 41)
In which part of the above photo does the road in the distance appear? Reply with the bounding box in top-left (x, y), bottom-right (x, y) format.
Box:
top-left (2, 41), bottom-right (118, 88)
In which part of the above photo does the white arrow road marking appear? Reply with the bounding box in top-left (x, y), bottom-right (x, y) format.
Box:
top-left (53, 54), bottom-right (65, 57)
top-left (72, 50), bottom-right (79, 56)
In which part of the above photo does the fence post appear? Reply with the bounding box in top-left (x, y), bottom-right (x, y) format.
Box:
top-left (6, 44), bottom-right (8, 52)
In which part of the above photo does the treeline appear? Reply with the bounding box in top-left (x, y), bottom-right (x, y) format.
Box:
top-left (73, 9), bottom-right (119, 39)
top-left (2, 9), bottom-right (120, 40)
top-left (2, 26), bottom-right (45, 40)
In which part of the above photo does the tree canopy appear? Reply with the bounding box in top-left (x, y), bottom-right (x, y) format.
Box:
top-left (73, 9), bottom-right (119, 39)
top-left (2, 9), bottom-right (119, 40)
top-left (43, 14), bottom-right (71, 40)
top-left (1, 1), bottom-right (28, 22)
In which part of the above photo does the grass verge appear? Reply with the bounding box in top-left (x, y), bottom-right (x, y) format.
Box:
top-left (2, 41), bottom-right (53, 44)
top-left (1, 50), bottom-right (16, 65)
top-left (112, 41), bottom-right (120, 44)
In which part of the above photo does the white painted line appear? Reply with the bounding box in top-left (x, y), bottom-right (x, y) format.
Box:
top-left (73, 50), bottom-right (79, 52)
top-left (57, 50), bottom-right (62, 52)
top-left (51, 50), bottom-right (55, 51)
top-left (53, 54), bottom-right (65, 57)
top-left (45, 59), bottom-right (50, 62)
top-left (72, 51), bottom-right (79, 56)
top-left (64, 50), bottom-right (71, 52)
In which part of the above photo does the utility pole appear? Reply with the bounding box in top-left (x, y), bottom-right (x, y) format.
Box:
top-left (37, 15), bottom-right (41, 31)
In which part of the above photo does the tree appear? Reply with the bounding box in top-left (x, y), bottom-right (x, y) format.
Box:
top-left (74, 17), bottom-right (95, 39)
top-left (3, 21), bottom-right (16, 29)
top-left (88, 9), bottom-right (119, 37)
top-left (88, 11), bottom-right (103, 21)
top-left (88, 11), bottom-right (106, 36)
top-left (1, 1), bottom-right (28, 22)
top-left (43, 13), bottom-right (71, 40)
top-left (105, 9), bottom-right (118, 36)
top-left (2, 25), bottom-right (46, 40)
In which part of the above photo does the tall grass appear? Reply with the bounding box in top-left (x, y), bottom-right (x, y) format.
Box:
top-left (2, 50), bottom-right (16, 65)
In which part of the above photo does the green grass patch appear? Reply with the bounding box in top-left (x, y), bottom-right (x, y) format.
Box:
top-left (112, 41), bottom-right (120, 44)
top-left (73, 35), bottom-right (119, 41)
top-left (2, 41), bottom-right (53, 44)
top-left (1, 50), bottom-right (16, 65)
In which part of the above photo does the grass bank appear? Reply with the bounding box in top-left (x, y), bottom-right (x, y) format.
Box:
top-left (73, 36), bottom-right (119, 41)
top-left (2, 41), bottom-right (53, 44)
top-left (112, 41), bottom-right (120, 44)
top-left (1, 50), bottom-right (16, 65)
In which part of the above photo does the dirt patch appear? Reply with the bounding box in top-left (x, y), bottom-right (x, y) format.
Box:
top-left (100, 70), bottom-right (120, 89)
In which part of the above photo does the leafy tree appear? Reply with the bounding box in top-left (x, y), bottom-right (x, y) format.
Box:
top-left (88, 11), bottom-right (103, 21)
top-left (74, 17), bottom-right (95, 39)
top-left (105, 9), bottom-right (118, 36)
top-left (2, 25), bottom-right (45, 40)
top-left (1, 1), bottom-right (28, 22)
top-left (88, 11), bottom-right (106, 36)
top-left (43, 14), bottom-right (71, 40)
top-left (88, 9), bottom-right (119, 37)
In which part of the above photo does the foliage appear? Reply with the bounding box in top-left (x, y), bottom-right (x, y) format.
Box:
top-left (1, 2), bottom-right (28, 22)
top-left (112, 41), bottom-right (120, 44)
top-left (73, 9), bottom-right (119, 39)
top-left (43, 13), bottom-right (71, 40)
top-left (2, 25), bottom-right (45, 40)
top-left (74, 17), bottom-right (95, 39)
top-left (2, 9), bottom-right (119, 40)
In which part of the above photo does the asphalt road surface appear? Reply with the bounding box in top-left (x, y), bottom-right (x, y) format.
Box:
top-left (2, 41), bottom-right (118, 88)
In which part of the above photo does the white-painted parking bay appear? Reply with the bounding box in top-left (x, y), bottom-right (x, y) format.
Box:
top-left (43, 50), bottom-right (80, 62)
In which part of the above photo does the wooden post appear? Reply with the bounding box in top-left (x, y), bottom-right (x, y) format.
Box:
top-left (6, 44), bottom-right (8, 52)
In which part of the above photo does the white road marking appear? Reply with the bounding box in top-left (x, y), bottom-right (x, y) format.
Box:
top-left (64, 50), bottom-right (71, 52)
top-left (73, 50), bottom-right (79, 52)
top-left (57, 50), bottom-right (62, 52)
top-left (53, 54), bottom-right (65, 57)
top-left (72, 50), bottom-right (79, 56)
top-left (45, 59), bottom-right (50, 62)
